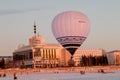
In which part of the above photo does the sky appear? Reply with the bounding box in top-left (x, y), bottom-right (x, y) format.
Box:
top-left (0, 0), bottom-right (120, 56)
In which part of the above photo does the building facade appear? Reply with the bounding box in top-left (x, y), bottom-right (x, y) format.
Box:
top-left (13, 35), bottom-right (70, 68)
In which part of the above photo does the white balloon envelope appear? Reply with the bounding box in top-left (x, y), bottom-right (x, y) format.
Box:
top-left (51, 11), bottom-right (90, 56)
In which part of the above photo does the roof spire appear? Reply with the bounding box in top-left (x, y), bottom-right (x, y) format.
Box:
top-left (34, 21), bottom-right (36, 35)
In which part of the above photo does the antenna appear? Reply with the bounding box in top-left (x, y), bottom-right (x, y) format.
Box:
top-left (34, 21), bottom-right (36, 35)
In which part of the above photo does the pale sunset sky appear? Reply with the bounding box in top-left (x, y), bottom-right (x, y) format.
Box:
top-left (0, 0), bottom-right (120, 56)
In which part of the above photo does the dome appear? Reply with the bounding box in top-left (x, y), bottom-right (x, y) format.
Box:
top-left (29, 35), bottom-right (45, 45)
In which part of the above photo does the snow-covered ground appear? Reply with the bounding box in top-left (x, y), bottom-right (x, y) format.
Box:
top-left (1, 70), bottom-right (120, 80)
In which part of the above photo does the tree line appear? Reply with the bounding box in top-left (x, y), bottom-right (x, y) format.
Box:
top-left (80, 55), bottom-right (108, 66)
top-left (1, 55), bottom-right (109, 68)
top-left (68, 55), bottom-right (108, 67)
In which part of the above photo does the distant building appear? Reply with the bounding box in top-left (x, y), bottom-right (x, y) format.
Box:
top-left (0, 56), bottom-right (13, 68)
top-left (73, 49), bottom-right (104, 66)
top-left (106, 50), bottom-right (120, 65)
top-left (0, 56), bottom-right (12, 59)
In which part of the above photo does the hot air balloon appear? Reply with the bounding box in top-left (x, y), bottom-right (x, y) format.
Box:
top-left (51, 11), bottom-right (90, 58)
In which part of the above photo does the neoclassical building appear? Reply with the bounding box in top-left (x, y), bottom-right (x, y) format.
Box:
top-left (13, 34), bottom-right (70, 68)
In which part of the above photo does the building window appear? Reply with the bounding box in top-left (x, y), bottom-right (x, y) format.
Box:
top-left (34, 48), bottom-right (41, 57)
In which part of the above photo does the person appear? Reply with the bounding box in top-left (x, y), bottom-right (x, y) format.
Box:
top-left (80, 71), bottom-right (85, 75)
top-left (3, 73), bottom-right (6, 77)
top-left (100, 69), bottom-right (104, 73)
top-left (98, 69), bottom-right (104, 73)
top-left (0, 74), bottom-right (1, 77)
top-left (14, 72), bottom-right (17, 80)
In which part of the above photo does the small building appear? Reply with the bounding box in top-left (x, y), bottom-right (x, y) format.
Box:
top-left (106, 50), bottom-right (120, 65)
top-left (0, 56), bottom-right (13, 68)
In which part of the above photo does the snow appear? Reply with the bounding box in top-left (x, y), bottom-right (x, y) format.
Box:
top-left (0, 70), bottom-right (120, 80)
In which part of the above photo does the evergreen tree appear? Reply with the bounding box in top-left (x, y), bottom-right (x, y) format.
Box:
top-left (0, 58), bottom-right (5, 69)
